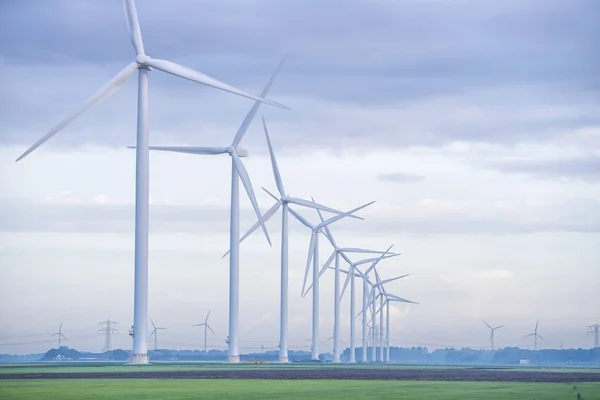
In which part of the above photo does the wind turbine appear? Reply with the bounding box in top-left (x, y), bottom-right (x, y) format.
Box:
top-left (223, 118), bottom-right (362, 363)
top-left (290, 201), bottom-right (376, 361)
top-left (149, 319), bottom-right (166, 351)
top-left (525, 319), bottom-right (544, 350)
top-left (51, 323), bottom-right (67, 348)
top-left (14, 0), bottom-right (288, 365)
top-left (193, 310), bottom-right (215, 353)
top-left (307, 245), bottom-right (398, 363)
top-left (129, 58), bottom-right (286, 363)
top-left (483, 321), bottom-right (505, 351)
top-left (371, 268), bottom-right (416, 363)
top-left (315, 214), bottom-right (399, 363)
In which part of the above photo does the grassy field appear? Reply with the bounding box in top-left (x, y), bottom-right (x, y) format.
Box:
top-left (1, 379), bottom-right (599, 400)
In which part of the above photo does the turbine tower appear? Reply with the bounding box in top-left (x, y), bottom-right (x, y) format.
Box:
top-left (226, 118), bottom-right (362, 363)
top-left (525, 319), bottom-right (544, 351)
top-left (14, 0), bottom-right (288, 365)
top-left (130, 58), bottom-right (287, 363)
top-left (194, 310), bottom-right (215, 353)
top-left (149, 319), bottom-right (166, 351)
top-left (483, 321), bottom-right (505, 351)
top-left (51, 323), bottom-right (67, 348)
top-left (291, 201), bottom-right (376, 361)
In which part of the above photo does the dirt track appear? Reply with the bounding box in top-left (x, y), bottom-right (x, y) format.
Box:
top-left (2, 368), bottom-right (600, 382)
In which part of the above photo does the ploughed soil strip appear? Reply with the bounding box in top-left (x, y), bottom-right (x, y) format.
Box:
top-left (1, 369), bottom-right (599, 382)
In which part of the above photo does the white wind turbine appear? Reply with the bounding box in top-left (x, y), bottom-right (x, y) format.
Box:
top-left (51, 323), bottom-right (67, 348)
top-left (316, 216), bottom-right (399, 364)
top-left (129, 58), bottom-right (287, 363)
top-left (525, 319), bottom-right (544, 351)
top-left (224, 118), bottom-right (362, 363)
top-left (372, 268), bottom-right (416, 362)
top-left (149, 319), bottom-right (166, 351)
top-left (290, 201), bottom-right (376, 361)
top-left (15, 0), bottom-right (288, 365)
top-left (194, 310), bottom-right (215, 353)
top-left (351, 252), bottom-right (408, 362)
top-left (483, 321), bottom-right (505, 351)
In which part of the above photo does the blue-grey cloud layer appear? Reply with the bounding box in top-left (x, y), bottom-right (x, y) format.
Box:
top-left (0, 0), bottom-right (598, 150)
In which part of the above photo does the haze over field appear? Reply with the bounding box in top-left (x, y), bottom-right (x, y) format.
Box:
top-left (0, 0), bottom-right (598, 354)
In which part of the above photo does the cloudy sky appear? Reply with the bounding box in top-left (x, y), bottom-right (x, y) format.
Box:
top-left (0, 0), bottom-right (599, 355)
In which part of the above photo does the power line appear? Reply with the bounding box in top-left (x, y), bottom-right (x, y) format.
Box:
top-left (98, 320), bottom-right (119, 352)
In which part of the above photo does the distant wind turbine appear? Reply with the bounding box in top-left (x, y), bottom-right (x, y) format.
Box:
top-left (51, 323), bottom-right (67, 348)
top-left (15, 0), bottom-right (288, 365)
top-left (194, 310), bottom-right (215, 353)
top-left (149, 319), bottom-right (166, 351)
top-left (483, 321), bottom-right (505, 351)
top-left (525, 319), bottom-right (544, 350)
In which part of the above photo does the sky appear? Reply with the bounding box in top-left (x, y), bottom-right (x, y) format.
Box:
top-left (0, 0), bottom-right (599, 355)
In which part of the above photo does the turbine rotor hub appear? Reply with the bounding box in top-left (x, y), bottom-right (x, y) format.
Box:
top-left (136, 54), bottom-right (149, 65)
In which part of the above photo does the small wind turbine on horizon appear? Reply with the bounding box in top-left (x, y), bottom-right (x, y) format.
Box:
top-left (525, 319), bottom-right (544, 350)
top-left (483, 321), bottom-right (505, 351)
top-left (194, 310), bottom-right (215, 353)
top-left (51, 323), bottom-right (67, 348)
top-left (149, 319), bottom-right (166, 351)
top-left (14, 0), bottom-right (288, 365)
top-left (130, 58), bottom-right (287, 363)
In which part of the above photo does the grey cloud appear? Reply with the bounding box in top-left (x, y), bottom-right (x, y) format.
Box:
top-left (0, 0), bottom-right (598, 152)
top-left (377, 172), bottom-right (424, 183)
top-left (484, 156), bottom-right (600, 182)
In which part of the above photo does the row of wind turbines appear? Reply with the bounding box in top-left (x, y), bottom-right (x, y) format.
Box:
top-left (17, 0), bottom-right (414, 364)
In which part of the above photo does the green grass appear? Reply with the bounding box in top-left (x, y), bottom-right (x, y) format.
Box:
top-left (1, 380), bottom-right (599, 399)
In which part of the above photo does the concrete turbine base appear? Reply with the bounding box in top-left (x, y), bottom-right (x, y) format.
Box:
top-left (228, 355), bottom-right (240, 363)
top-left (129, 353), bottom-right (149, 365)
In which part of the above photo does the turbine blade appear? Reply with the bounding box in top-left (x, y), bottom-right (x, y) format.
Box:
top-left (538, 334), bottom-right (545, 341)
top-left (230, 56), bottom-right (287, 148)
top-left (535, 319), bottom-right (539, 332)
top-left (232, 153), bottom-right (271, 246)
top-left (130, 146), bottom-right (228, 155)
top-left (286, 198), bottom-right (362, 220)
top-left (341, 247), bottom-right (396, 254)
top-left (524, 333), bottom-right (534, 337)
top-left (387, 295), bottom-right (418, 305)
top-left (61, 334), bottom-right (67, 340)
top-left (193, 323), bottom-right (206, 327)
top-left (207, 324), bottom-right (215, 335)
top-left (356, 254), bottom-right (399, 268)
top-left (222, 200), bottom-right (281, 259)
top-left (16, 62), bottom-right (138, 162)
top-left (378, 274), bottom-right (410, 286)
top-left (483, 321), bottom-right (492, 330)
top-left (321, 251), bottom-right (336, 274)
top-left (145, 57), bottom-right (289, 110)
top-left (151, 319), bottom-right (156, 329)
top-left (316, 201), bottom-right (375, 230)
top-left (301, 231), bottom-right (317, 296)
top-left (288, 207), bottom-right (314, 230)
top-left (340, 265), bottom-right (352, 301)
top-left (206, 310), bottom-right (211, 322)
top-left (122, 0), bottom-right (145, 55)
top-left (262, 117), bottom-right (285, 196)
top-left (495, 325), bottom-right (506, 330)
